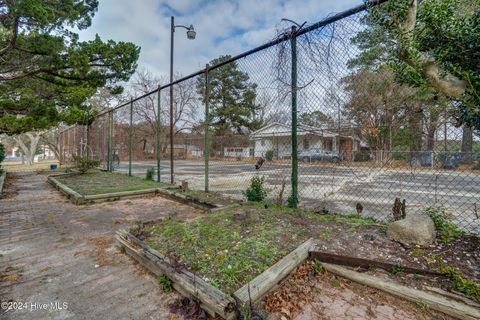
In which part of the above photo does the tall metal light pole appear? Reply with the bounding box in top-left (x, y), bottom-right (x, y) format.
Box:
top-left (169, 16), bottom-right (196, 184)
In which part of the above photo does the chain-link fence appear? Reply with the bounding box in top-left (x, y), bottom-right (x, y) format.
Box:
top-left (54, 1), bottom-right (480, 233)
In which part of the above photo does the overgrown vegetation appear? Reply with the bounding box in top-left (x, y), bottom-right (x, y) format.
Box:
top-left (0, 1), bottom-right (140, 135)
top-left (265, 150), bottom-right (274, 161)
top-left (0, 143), bottom-right (5, 168)
top-left (353, 151), bottom-right (371, 162)
top-left (54, 170), bottom-right (166, 195)
top-left (72, 155), bottom-right (100, 174)
top-left (157, 275), bottom-right (173, 293)
top-left (243, 176), bottom-right (267, 202)
top-left (143, 204), bottom-right (378, 293)
top-left (391, 264), bottom-right (405, 275)
top-left (425, 206), bottom-right (462, 243)
top-left (145, 168), bottom-right (154, 181)
top-left (436, 259), bottom-right (480, 303)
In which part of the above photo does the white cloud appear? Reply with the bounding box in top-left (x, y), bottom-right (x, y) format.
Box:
top-left (79, 0), bottom-right (363, 81)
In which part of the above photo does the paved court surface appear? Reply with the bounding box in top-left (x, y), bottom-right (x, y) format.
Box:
top-left (119, 160), bottom-right (480, 233)
top-left (0, 172), bottom-right (202, 320)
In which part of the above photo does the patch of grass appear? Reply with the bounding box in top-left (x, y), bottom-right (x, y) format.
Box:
top-left (391, 264), bottom-right (405, 275)
top-left (157, 275), bottom-right (173, 292)
top-left (144, 204), bottom-right (378, 294)
top-left (251, 202), bottom-right (379, 228)
top-left (311, 260), bottom-right (324, 274)
top-left (425, 206), bottom-right (462, 244)
top-left (145, 168), bottom-right (154, 180)
top-left (182, 189), bottom-right (239, 206)
top-left (410, 248), bottom-right (425, 257)
top-left (2, 160), bottom-right (59, 172)
top-left (331, 276), bottom-right (341, 288)
top-left (54, 170), bottom-right (168, 195)
top-left (436, 259), bottom-right (480, 303)
top-left (145, 210), bottom-right (303, 293)
top-left (319, 228), bottom-right (332, 240)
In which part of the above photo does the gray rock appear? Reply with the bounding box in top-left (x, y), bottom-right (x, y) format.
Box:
top-left (387, 214), bottom-right (436, 246)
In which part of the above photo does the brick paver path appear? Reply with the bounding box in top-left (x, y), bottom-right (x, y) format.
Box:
top-left (0, 172), bottom-right (201, 319)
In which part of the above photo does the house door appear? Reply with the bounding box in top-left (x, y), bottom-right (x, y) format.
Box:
top-left (340, 138), bottom-right (353, 161)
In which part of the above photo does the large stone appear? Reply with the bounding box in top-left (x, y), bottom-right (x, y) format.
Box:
top-left (387, 214), bottom-right (436, 246)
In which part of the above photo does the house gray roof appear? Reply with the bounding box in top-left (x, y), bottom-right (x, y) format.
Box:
top-left (249, 122), bottom-right (337, 139)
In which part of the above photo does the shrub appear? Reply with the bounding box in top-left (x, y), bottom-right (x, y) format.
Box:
top-left (243, 175), bottom-right (267, 202)
top-left (72, 155), bottom-right (100, 174)
top-left (425, 206), bottom-right (462, 244)
top-left (156, 275), bottom-right (173, 292)
top-left (265, 150), bottom-right (274, 161)
top-left (145, 167), bottom-right (154, 180)
top-left (436, 259), bottom-right (480, 303)
top-left (287, 194), bottom-right (298, 208)
top-left (0, 143), bottom-right (5, 168)
top-left (353, 151), bottom-right (371, 162)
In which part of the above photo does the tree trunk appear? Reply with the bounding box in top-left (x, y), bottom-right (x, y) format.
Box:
top-left (14, 132), bottom-right (41, 166)
top-left (461, 126), bottom-right (473, 163)
top-left (409, 113), bottom-right (423, 163)
top-left (425, 111), bottom-right (439, 151)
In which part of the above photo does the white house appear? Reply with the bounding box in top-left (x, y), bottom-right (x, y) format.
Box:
top-left (249, 122), bottom-right (361, 161)
top-left (223, 147), bottom-right (254, 158)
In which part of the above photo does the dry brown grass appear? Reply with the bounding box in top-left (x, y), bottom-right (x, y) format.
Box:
top-left (2, 160), bottom-right (59, 172)
top-left (82, 235), bottom-right (116, 267)
top-left (0, 273), bottom-right (22, 282)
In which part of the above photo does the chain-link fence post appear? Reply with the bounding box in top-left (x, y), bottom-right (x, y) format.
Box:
top-left (83, 124), bottom-right (90, 159)
top-left (107, 110), bottom-right (113, 172)
top-left (95, 120), bottom-right (100, 161)
top-left (129, 99), bottom-right (133, 176)
top-left (290, 26), bottom-right (299, 208)
top-left (156, 86), bottom-right (161, 182)
top-left (204, 65), bottom-right (210, 192)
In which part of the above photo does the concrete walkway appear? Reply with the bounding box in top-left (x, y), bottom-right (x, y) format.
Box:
top-left (0, 172), bottom-right (201, 319)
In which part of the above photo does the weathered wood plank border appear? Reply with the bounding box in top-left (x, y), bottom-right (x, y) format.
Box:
top-left (321, 263), bottom-right (480, 320)
top-left (48, 172), bottom-right (238, 210)
top-left (0, 169), bottom-right (7, 198)
top-left (233, 238), bottom-right (316, 306)
top-left (309, 249), bottom-right (443, 276)
top-left (156, 188), bottom-right (240, 212)
top-left (47, 174), bottom-right (85, 204)
top-left (48, 173), bottom-right (160, 205)
top-left (115, 229), bottom-right (237, 320)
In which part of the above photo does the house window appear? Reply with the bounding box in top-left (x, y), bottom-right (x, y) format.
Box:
top-left (303, 138), bottom-right (309, 150)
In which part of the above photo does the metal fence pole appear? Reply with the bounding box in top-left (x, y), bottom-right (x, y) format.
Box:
top-left (107, 110), bottom-right (113, 172)
top-left (96, 120), bottom-right (100, 160)
top-left (290, 26), bottom-right (298, 208)
top-left (156, 86), bottom-right (161, 182)
top-left (129, 99), bottom-right (133, 176)
top-left (204, 65), bottom-right (210, 192)
top-left (84, 125), bottom-right (89, 158)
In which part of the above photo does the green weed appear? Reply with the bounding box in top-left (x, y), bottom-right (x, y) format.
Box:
top-left (157, 275), bottom-right (173, 292)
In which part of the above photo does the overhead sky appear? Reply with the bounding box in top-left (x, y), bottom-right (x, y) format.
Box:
top-left (79, 0), bottom-right (363, 81)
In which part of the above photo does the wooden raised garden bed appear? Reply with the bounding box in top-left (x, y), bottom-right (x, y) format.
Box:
top-left (116, 203), bottom-right (479, 319)
top-left (0, 169), bottom-right (6, 198)
top-left (48, 171), bottom-right (164, 204)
